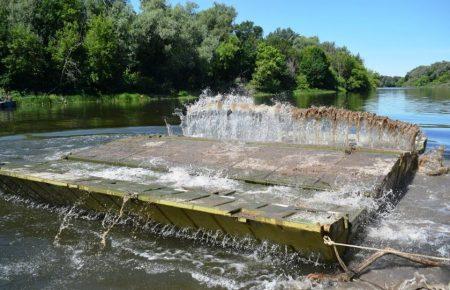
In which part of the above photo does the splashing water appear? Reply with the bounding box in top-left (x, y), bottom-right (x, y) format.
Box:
top-left (158, 166), bottom-right (239, 191)
top-left (100, 193), bottom-right (135, 248)
top-left (164, 117), bottom-right (173, 136)
top-left (54, 193), bottom-right (89, 246)
top-left (53, 205), bottom-right (78, 246)
top-left (180, 92), bottom-right (424, 151)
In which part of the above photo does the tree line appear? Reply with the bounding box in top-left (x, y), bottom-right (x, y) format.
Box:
top-left (378, 61), bottom-right (450, 88)
top-left (0, 0), bottom-right (377, 95)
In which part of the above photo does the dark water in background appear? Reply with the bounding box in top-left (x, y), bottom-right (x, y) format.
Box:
top-left (0, 88), bottom-right (449, 289)
top-left (0, 97), bottom-right (186, 137)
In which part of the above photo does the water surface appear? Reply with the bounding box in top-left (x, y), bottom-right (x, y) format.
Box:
top-left (0, 88), bottom-right (449, 289)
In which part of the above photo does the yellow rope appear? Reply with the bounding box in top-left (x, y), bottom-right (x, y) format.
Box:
top-left (323, 236), bottom-right (450, 263)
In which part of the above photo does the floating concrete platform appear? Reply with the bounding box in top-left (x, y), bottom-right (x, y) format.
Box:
top-left (67, 135), bottom-right (417, 196)
top-left (0, 135), bottom-right (418, 262)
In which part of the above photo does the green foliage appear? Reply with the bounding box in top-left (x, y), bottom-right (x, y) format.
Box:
top-left (251, 44), bottom-right (289, 93)
top-left (33, 0), bottom-right (85, 44)
top-left (434, 71), bottom-right (450, 84)
top-left (1, 24), bottom-right (46, 90)
top-left (263, 30), bottom-right (373, 93)
top-left (212, 35), bottom-right (241, 83)
top-left (266, 28), bottom-right (298, 58)
top-left (403, 61), bottom-right (450, 87)
top-left (0, 0), bottom-right (376, 95)
top-left (84, 15), bottom-right (126, 90)
top-left (378, 75), bottom-right (403, 87)
top-left (49, 22), bottom-right (84, 89)
top-left (380, 61), bottom-right (450, 88)
top-left (233, 21), bottom-right (263, 80)
top-left (0, 4), bottom-right (9, 78)
top-left (197, 3), bottom-right (236, 41)
top-left (295, 73), bottom-right (309, 90)
top-left (298, 46), bottom-right (336, 90)
top-left (134, 0), bottom-right (210, 91)
top-left (346, 65), bottom-right (371, 92)
top-left (367, 70), bottom-right (381, 88)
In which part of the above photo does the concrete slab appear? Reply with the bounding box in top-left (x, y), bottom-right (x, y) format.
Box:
top-left (68, 135), bottom-right (416, 195)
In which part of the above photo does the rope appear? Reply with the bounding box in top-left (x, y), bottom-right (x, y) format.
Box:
top-left (329, 239), bottom-right (352, 275)
top-left (323, 236), bottom-right (450, 263)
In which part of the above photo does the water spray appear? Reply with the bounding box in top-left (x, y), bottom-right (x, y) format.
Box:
top-left (181, 94), bottom-right (426, 152)
top-left (100, 192), bottom-right (138, 248)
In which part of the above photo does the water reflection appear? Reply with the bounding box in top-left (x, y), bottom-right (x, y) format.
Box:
top-left (1, 88), bottom-right (449, 157)
top-left (0, 97), bottom-right (190, 136)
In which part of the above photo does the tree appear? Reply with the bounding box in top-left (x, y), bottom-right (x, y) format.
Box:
top-left (266, 28), bottom-right (299, 78)
top-left (346, 64), bottom-right (372, 92)
top-left (195, 2), bottom-right (237, 86)
top-left (84, 15), bottom-right (127, 91)
top-left (298, 46), bottom-right (336, 89)
top-left (32, 0), bottom-right (85, 45)
top-left (50, 22), bottom-right (85, 90)
top-left (403, 61), bottom-right (450, 87)
top-left (251, 44), bottom-right (289, 92)
top-left (266, 28), bottom-right (298, 57)
top-left (134, 0), bottom-right (204, 91)
top-left (2, 24), bottom-right (46, 90)
top-left (0, 4), bottom-right (9, 80)
top-left (233, 21), bottom-right (263, 80)
top-left (212, 35), bottom-right (241, 84)
top-left (293, 35), bottom-right (319, 51)
top-left (197, 3), bottom-right (236, 41)
top-left (0, 0), bottom-right (378, 94)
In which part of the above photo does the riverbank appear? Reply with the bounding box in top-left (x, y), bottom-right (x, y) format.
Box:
top-left (2, 91), bottom-right (198, 106)
top-left (253, 88), bottom-right (337, 98)
top-left (377, 82), bottom-right (450, 89)
top-left (4, 88), bottom-right (340, 109)
top-left (421, 81), bottom-right (450, 88)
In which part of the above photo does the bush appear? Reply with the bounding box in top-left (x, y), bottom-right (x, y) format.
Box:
top-left (251, 44), bottom-right (288, 92)
top-left (298, 46), bottom-right (336, 90)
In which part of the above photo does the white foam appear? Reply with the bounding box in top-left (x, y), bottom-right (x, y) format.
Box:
top-left (190, 271), bottom-right (241, 289)
top-left (158, 167), bottom-right (239, 191)
top-left (89, 166), bottom-right (158, 183)
top-left (306, 188), bottom-right (376, 210)
top-left (180, 92), bottom-right (418, 151)
top-left (69, 249), bottom-right (84, 270)
top-left (368, 222), bottom-right (429, 244)
top-left (437, 245), bottom-right (449, 257)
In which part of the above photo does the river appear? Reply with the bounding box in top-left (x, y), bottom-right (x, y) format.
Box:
top-left (0, 88), bottom-right (449, 289)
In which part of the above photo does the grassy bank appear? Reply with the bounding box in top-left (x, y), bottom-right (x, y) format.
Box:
top-left (253, 88), bottom-right (337, 98)
top-left (376, 82), bottom-right (450, 89)
top-left (293, 88), bottom-right (337, 96)
top-left (422, 82), bottom-right (450, 88)
top-left (4, 91), bottom-right (198, 106)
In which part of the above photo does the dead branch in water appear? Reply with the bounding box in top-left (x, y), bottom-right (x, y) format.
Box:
top-left (307, 246), bottom-right (445, 283)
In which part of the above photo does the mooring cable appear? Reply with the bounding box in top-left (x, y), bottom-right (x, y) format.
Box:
top-left (323, 236), bottom-right (450, 263)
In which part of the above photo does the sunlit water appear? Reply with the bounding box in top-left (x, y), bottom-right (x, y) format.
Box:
top-left (0, 88), bottom-right (449, 289)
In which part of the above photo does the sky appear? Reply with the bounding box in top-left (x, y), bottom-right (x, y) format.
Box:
top-left (129, 0), bottom-right (450, 76)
